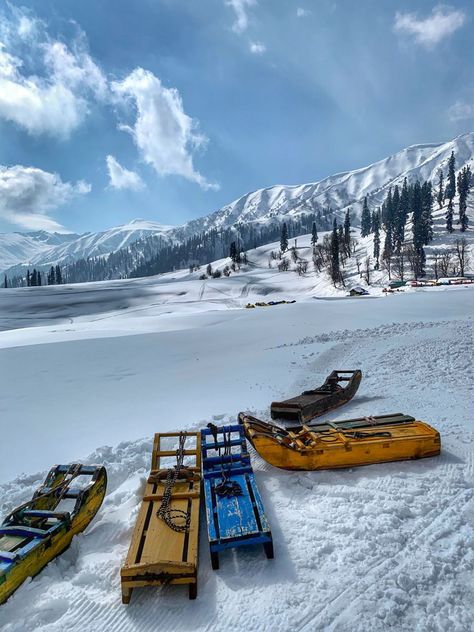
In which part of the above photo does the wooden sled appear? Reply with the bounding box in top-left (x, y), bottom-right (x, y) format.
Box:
top-left (120, 432), bottom-right (201, 603)
top-left (239, 412), bottom-right (440, 471)
top-left (0, 464), bottom-right (107, 605)
top-left (201, 424), bottom-right (273, 570)
top-left (270, 370), bottom-right (362, 423)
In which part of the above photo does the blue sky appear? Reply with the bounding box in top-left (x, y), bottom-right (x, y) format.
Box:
top-left (0, 0), bottom-right (472, 234)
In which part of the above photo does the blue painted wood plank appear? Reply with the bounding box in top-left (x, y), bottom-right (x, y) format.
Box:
top-left (201, 424), bottom-right (273, 555)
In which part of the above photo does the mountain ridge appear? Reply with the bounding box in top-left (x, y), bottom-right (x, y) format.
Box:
top-left (1, 132), bottom-right (473, 275)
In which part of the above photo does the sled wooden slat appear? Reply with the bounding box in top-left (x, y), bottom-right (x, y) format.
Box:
top-left (120, 432), bottom-right (201, 603)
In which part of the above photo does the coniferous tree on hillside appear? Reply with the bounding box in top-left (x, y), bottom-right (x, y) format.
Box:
top-left (445, 151), bottom-right (456, 202)
top-left (280, 222), bottom-right (289, 253)
top-left (445, 151), bottom-right (456, 233)
top-left (457, 165), bottom-right (471, 232)
top-left (372, 210), bottom-right (380, 270)
top-left (55, 265), bottom-right (63, 285)
top-left (229, 241), bottom-right (237, 262)
top-left (3, 274), bottom-right (7, 288)
top-left (421, 181), bottom-right (433, 245)
top-left (360, 197), bottom-right (371, 237)
top-left (343, 209), bottom-right (351, 251)
top-left (330, 219), bottom-right (341, 286)
top-left (411, 181), bottom-right (426, 277)
top-left (437, 170), bottom-right (444, 209)
top-left (47, 266), bottom-right (55, 285)
top-left (395, 178), bottom-right (410, 252)
top-left (311, 221), bottom-right (318, 246)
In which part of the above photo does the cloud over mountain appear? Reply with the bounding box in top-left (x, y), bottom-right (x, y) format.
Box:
top-left (0, 164), bottom-right (90, 231)
top-left (112, 68), bottom-right (218, 191)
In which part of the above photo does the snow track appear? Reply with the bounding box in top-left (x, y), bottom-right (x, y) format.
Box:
top-left (0, 288), bottom-right (472, 631)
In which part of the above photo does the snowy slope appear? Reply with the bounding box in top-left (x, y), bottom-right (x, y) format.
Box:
top-left (0, 284), bottom-right (472, 632)
top-left (2, 132), bottom-right (474, 276)
top-left (176, 132), bottom-right (474, 237)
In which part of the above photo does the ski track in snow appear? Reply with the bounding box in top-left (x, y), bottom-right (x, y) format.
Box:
top-left (1, 305), bottom-right (473, 632)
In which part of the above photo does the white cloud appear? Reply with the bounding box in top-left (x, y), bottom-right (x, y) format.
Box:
top-left (0, 164), bottom-right (90, 230)
top-left (226, 0), bottom-right (256, 34)
top-left (106, 155), bottom-right (144, 191)
top-left (112, 68), bottom-right (218, 191)
top-left (249, 41), bottom-right (266, 54)
top-left (296, 8), bottom-right (311, 18)
top-left (448, 101), bottom-right (474, 122)
top-left (394, 5), bottom-right (465, 48)
top-left (0, 7), bottom-right (107, 138)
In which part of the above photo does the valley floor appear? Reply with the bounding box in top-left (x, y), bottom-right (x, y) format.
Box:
top-left (0, 281), bottom-right (473, 632)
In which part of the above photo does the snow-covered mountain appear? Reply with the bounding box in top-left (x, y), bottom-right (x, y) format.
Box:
top-left (0, 219), bottom-right (174, 274)
top-left (0, 231), bottom-right (80, 273)
top-left (179, 132), bottom-right (474, 237)
top-left (1, 132), bottom-right (473, 275)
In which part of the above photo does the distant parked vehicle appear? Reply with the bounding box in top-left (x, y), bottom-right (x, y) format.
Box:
top-left (348, 286), bottom-right (369, 296)
top-left (437, 277), bottom-right (474, 286)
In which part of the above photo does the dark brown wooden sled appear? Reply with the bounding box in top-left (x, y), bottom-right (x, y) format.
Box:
top-left (270, 370), bottom-right (362, 423)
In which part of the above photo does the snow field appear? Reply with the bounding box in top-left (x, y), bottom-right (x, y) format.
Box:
top-left (0, 286), bottom-right (472, 631)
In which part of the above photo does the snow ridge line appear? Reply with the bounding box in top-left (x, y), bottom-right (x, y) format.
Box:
top-left (271, 319), bottom-right (463, 349)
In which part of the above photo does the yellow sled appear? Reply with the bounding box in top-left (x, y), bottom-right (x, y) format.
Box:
top-left (239, 413), bottom-right (440, 471)
top-left (121, 432), bottom-right (202, 602)
top-left (0, 464), bottom-right (107, 605)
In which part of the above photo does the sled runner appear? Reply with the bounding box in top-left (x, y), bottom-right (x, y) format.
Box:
top-left (239, 412), bottom-right (440, 471)
top-left (121, 432), bottom-right (201, 602)
top-left (201, 424), bottom-right (273, 570)
top-left (270, 370), bottom-right (362, 423)
top-left (0, 463), bottom-right (107, 605)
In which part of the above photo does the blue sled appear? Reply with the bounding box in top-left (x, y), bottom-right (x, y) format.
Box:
top-left (200, 424), bottom-right (274, 570)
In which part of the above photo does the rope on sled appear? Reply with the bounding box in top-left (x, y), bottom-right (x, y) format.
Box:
top-left (156, 433), bottom-right (191, 533)
top-left (207, 423), bottom-right (243, 498)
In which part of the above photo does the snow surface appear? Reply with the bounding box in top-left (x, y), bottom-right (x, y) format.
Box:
top-left (0, 266), bottom-right (473, 631)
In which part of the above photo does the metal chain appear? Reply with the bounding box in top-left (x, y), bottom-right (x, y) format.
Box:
top-left (156, 433), bottom-right (191, 533)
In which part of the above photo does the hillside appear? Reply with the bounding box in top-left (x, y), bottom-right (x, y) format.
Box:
top-left (2, 132), bottom-right (473, 278)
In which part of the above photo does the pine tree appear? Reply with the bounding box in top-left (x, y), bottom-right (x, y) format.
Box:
top-left (55, 265), bottom-right (62, 285)
top-left (48, 266), bottom-right (55, 285)
top-left (229, 241), bottom-right (237, 262)
top-left (457, 165), bottom-right (471, 232)
top-left (445, 151), bottom-right (456, 203)
top-left (280, 222), bottom-right (289, 253)
top-left (421, 181), bottom-right (433, 245)
top-left (372, 211), bottom-right (380, 269)
top-left (395, 177), bottom-right (410, 252)
top-left (360, 197), bottom-right (371, 237)
top-left (37, 270), bottom-right (42, 286)
top-left (437, 169), bottom-right (444, 209)
top-left (26, 270), bottom-right (31, 287)
top-left (446, 201), bottom-right (454, 233)
top-left (330, 219), bottom-right (340, 286)
top-left (311, 222), bottom-right (318, 246)
top-left (411, 181), bottom-right (423, 251)
top-left (343, 210), bottom-right (351, 249)
top-left (3, 274), bottom-right (7, 288)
